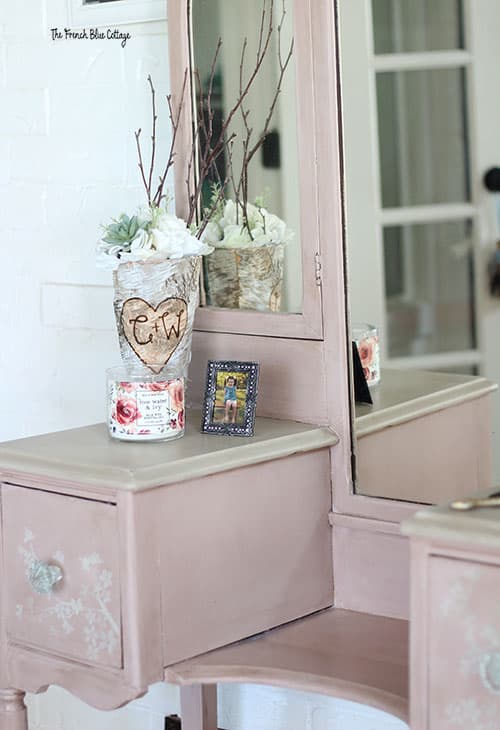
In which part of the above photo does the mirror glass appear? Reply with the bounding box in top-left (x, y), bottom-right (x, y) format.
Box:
top-left (339, 0), bottom-right (500, 501)
top-left (191, 0), bottom-right (303, 313)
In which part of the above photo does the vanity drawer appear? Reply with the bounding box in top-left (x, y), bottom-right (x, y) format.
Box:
top-left (428, 555), bottom-right (500, 728)
top-left (1, 484), bottom-right (122, 669)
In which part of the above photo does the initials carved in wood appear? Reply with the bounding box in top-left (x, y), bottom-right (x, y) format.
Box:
top-left (120, 297), bottom-right (188, 373)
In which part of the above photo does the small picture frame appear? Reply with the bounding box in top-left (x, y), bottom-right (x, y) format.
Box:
top-left (201, 360), bottom-right (259, 436)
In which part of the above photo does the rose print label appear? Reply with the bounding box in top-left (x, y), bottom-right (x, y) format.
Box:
top-left (108, 377), bottom-right (185, 441)
top-left (353, 324), bottom-right (380, 387)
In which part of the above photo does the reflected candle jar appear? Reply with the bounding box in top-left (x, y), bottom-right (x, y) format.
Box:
top-left (352, 323), bottom-right (380, 387)
top-left (106, 367), bottom-right (185, 442)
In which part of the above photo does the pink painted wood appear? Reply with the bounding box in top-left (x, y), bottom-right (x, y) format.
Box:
top-left (0, 690), bottom-right (27, 730)
top-left (180, 686), bottom-right (218, 730)
top-left (356, 396), bottom-right (492, 504)
top-left (157, 450), bottom-right (333, 664)
top-left (405, 510), bottom-right (500, 730)
top-left (427, 555), bottom-right (500, 728)
top-left (2, 485), bottom-right (122, 670)
top-left (166, 0), bottom-right (353, 502)
top-left (331, 514), bottom-right (410, 620)
top-left (165, 607), bottom-right (409, 722)
top-left (0, 440), bottom-right (334, 712)
top-left (167, 0), bottom-right (324, 341)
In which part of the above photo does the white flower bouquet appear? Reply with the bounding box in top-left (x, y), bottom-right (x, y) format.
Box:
top-left (97, 205), bottom-right (213, 271)
top-left (202, 199), bottom-right (293, 250)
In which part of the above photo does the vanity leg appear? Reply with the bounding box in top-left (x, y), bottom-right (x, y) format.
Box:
top-left (180, 684), bottom-right (218, 730)
top-left (0, 689), bottom-right (28, 730)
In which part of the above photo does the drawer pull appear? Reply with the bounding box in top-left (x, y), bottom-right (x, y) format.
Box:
top-left (480, 653), bottom-right (500, 693)
top-left (28, 560), bottom-right (63, 595)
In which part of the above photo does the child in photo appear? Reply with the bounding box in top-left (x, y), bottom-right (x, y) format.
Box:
top-left (224, 376), bottom-right (238, 423)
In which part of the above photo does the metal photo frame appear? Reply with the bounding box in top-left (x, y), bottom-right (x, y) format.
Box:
top-left (201, 360), bottom-right (260, 436)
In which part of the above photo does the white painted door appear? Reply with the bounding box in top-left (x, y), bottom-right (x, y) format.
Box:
top-left (339, 0), bottom-right (500, 479)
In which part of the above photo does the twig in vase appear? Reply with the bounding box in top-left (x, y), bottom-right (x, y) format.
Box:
top-left (234, 0), bottom-right (294, 234)
top-left (134, 71), bottom-right (188, 208)
top-left (186, 4), bottom-right (277, 229)
top-left (153, 69), bottom-right (189, 206)
top-left (147, 74), bottom-right (157, 199)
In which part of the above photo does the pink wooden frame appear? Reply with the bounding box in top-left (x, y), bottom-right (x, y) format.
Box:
top-left (167, 0), bottom-right (325, 340)
top-left (168, 0), bottom-right (356, 516)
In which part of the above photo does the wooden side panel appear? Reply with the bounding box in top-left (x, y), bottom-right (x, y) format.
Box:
top-left (189, 331), bottom-right (328, 425)
top-left (356, 396), bottom-right (492, 504)
top-left (332, 515), bottom-right (409, 620)
top-left (160, 450), bottom-right (333, 665)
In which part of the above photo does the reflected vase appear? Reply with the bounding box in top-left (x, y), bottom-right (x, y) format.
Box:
top-left (204, 243), bottom-right (285, 312)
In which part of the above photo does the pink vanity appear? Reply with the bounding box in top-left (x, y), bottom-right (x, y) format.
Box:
top-left (2, 0), bottom-right (499, 728)
top-left (0, 371), bottom-right (496, 730)
top-left (0, 416), bottom-right (337, 728)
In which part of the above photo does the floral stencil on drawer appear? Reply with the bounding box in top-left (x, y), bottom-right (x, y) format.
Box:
top-left (2, 484), bottom-right (122, 669)
top-left (428, 556), bottom-right (500, 729)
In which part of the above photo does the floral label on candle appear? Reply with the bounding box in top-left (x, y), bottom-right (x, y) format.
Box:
top-left (108, 378), bottom-right (185, 441)
top-left (355, 334), bottom-right (380, 387)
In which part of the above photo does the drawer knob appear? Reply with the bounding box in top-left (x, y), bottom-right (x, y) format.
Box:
top-left (28, 560), bottom-right (63, 595)
top-left (480, 653), bottom-right (500, 693)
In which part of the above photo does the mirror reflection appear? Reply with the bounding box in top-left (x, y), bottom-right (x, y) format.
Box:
top-left (191, 0), bottom-right (303, 313)
top-left (339, 0), bottom-right (500, 500)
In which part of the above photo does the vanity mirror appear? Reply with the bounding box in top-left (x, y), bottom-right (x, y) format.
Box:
top-left (168, 0), bottom-right (324, 339)
top-left (338, 0), bottom-right (500, 502)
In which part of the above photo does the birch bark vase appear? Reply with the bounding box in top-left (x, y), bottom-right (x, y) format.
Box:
top-left (113, 255), bottom-right (201, 377)
top-left (205, 243), bottom-right (285, 312)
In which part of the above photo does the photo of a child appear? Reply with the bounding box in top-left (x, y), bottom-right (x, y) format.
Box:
top-left (212, 371), bottom-right (249, 425)
top-left (201, 360), bottom-right (259, 436)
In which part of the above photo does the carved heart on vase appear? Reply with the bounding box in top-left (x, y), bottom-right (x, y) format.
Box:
top-left (120, 297), bottom-right (188, 373)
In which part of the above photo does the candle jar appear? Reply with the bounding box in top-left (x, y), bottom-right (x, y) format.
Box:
top-left (106, 366), bottom-right (185, 442)
top-left (352, 323), bottom-right (380, 387)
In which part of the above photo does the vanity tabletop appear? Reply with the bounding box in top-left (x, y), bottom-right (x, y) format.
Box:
top-left (355, 368), bottom-right (496, 437)
top-left (402, 499), bottom-right (500, 549)
top-left (0, 412), bottom-right (338, 491)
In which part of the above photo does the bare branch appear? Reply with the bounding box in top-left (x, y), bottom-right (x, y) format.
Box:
top-left (134, 128), bottom-right (151, 205)
top-left (153, 69), bottom-right (189, 206)
top-left (147, 75), bottom-right (157, 199)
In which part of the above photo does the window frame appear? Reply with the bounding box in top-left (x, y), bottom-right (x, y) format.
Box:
top-left (67, 0), bottom-right (167, 28)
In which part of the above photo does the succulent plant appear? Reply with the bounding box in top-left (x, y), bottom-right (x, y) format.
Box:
top-left (101, 214), bottom-right (142, 249)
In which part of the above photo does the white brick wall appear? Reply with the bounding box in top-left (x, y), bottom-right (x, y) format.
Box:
top-left (0, 0), bottom-right (407, 727)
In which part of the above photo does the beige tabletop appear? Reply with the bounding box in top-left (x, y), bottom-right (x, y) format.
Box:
top-left (0, 412), bottom-right (338, 492)
top-left (355, 368), bottom-right (497, 437)
top-left (402, 498), bottom-right (500, 549)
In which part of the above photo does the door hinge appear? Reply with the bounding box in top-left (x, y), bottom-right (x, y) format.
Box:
top-left (314, 252), bottom-right (322, 286)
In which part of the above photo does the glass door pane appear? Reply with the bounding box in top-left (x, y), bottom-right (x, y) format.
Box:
top-left (384, 219), bottom-right (476, 357)
top-left (377, 68), bottom-right (470, 208)
top-left (372, 0), bottom-right (464, 54)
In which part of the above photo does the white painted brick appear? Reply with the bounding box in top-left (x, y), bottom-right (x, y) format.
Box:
top-left (0, 139), bottom-right (10, 183)
top-left (43, 0), bottom-right (71, 29)
top-left (0, 89), bottom-right (47, 135)
top-left (2, 183), bottom-right (47, 227)
top-left (41, 282), bottom-right (115, 330)
top-left (47, 132), bottom-right (127, 185)
top-left (48, 84), bottom-right (126, 139)
top-left (10, 135), bottom-right (50, 182)
top-left (0, 43), bottom-right (6, 87)
top-left (3, 0), bottom-right (44, 38)
top-left (131, 683), bottom-right (180, 716)
top-left (6, 41), bottom-right (49, 89)
top-left (123, 32), bottom-right (170, 86)
top-left (218, 685), bottom-right (409, 730)
top-left (48, 40), bottom-right (123, 88)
